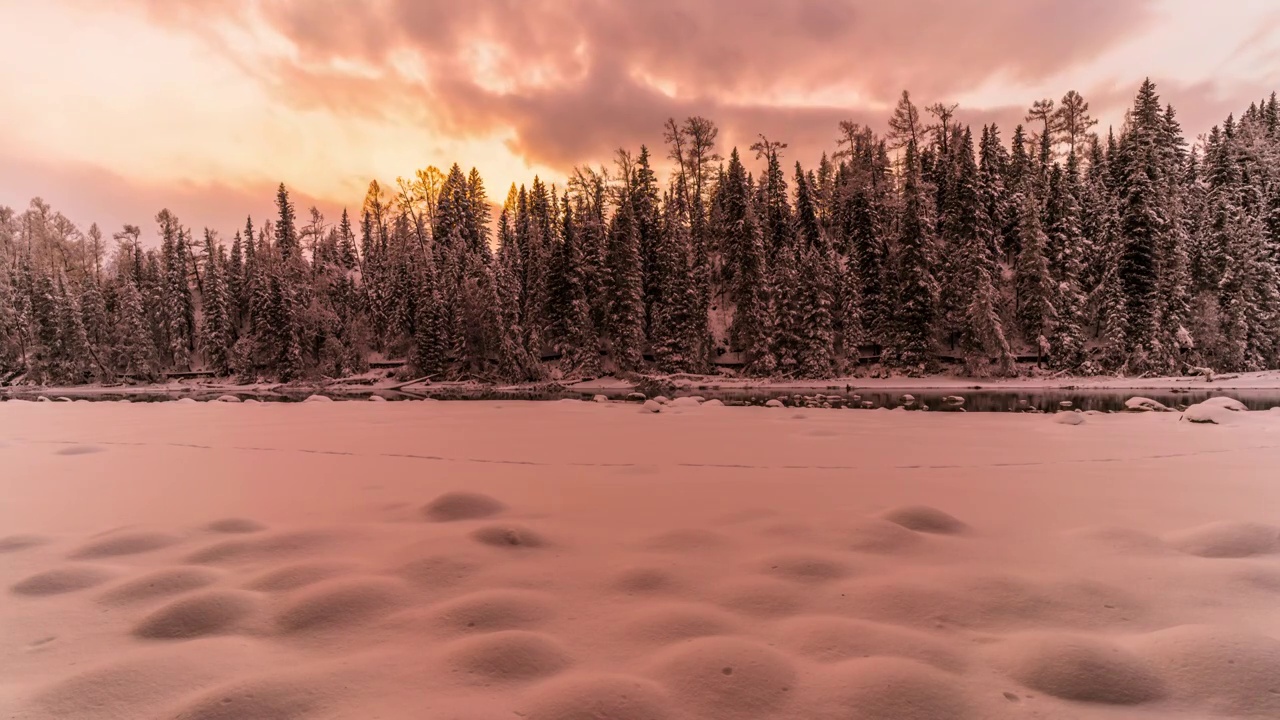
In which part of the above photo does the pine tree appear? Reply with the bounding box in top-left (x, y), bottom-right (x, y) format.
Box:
top-left (1015, 187), bottom-right (1055, 359)
top-left (605, 156), bottom-right (646, 370)
top-left (722, 148), bottom-right (768, 359)
top-left (547, 195), bottom-right (597, 373)
top-left (885, 139), bottom-right (938, 369)
top-left (200, 230), bottom-right (231, 375)
top-left (1044, 160), bottom-right (1087, 370)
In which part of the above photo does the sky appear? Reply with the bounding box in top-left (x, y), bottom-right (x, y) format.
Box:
top-left (4, 0), bottom-right (1280, 242)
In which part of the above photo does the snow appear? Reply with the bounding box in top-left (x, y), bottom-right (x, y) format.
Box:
top-left (1125, 397), bottom-right (1171, 412)
top-left (1053, 411), bottom-right (1086, 425)
top-left (4, 402), bottom-right (1280, 719)
top-left (1195, 396), bottom-right (1248, 412)
top-left (592, 394), bottom-right (609, 403)
top-left (669, 396), bottom-right (703, 407)
top-left (641, 399), bottom-right (662, 413)
top-left (765, 399), bottom-right (785, 408)
top-left (214, 395), bottom-right (241, 403)
top-left (1181, 398), bottom-right (1248, 424)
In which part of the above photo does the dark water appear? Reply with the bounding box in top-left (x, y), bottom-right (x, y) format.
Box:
top-left (4, 386), bottom-right (1280, 412)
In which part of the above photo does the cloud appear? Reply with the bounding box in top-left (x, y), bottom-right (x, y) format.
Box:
top-left (139, 0), bottom-right (1158, 173)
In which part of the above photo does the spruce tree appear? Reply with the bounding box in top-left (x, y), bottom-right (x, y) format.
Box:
top-left (885, 139), bottom-right (938, 369)
top-left (200, 230), bottom-right (231, 375)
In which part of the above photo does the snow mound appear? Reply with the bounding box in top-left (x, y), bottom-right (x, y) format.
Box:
top-left (1182, 397), bottom-right (1248, 424)
top-left (303, 394), bottom-right (333, 403)
top-left (133, 590), bottom-right (258, 639)
top-left (1199, 396), bottom-right (1248, 411)
top-left (1125, 397), bottom-right (1171, 412)
top-left (801, 658), bottom-right (973, 720)
top-left (775, 615), bottom-right (963, 670)
top-left (646, 636), bottom-right (798, 719)
top-left (1133, 625), bottom-right (1280, 717)
top-left (593, 394), bottom-right (608, 403)
top-left (641, 400), bottom-right (662, 413)
top-left (1165, 521), bottom-right (1280, 558)
top-left (520, 674), bottom-right (675, 720)
top-left (878, 505), bottom-right (968, 535)
top-left (669, 396), bottom-right (703, 407)
top-left (273, 577), bottom-right (409, 634)
top-left (421, 491), bottom-right (506, 522)
top-left (1181, 404), bottom-right (1236, 424)
top-left (702, 399), bottom-right (725, 407)
top-left (214, 395), bottom-right (241, 403)
top-left (621, 602), bottom-right (741, 644)
top-left (1053, 411), bottom-right (1085, 425)
top-left (990, 632), bottom-right (1166, 704)
top-left (441, 630), bottom-right (572, 683)
top-left (765, 399), bottom-right (784, 408)
top-left (368, 394), bottom-right (387, 402)
top-left (11, 565), bottom-right (115, 596)
top-left (175, 397), bottom-right (197, 404)
top-left (69, 531), bottom-right (180, 559)
top-left (652, 396), bottom-right (670, 405)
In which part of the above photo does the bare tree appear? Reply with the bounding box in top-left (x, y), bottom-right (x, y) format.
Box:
top-left (1054, 90), bottom-right (1098, 157)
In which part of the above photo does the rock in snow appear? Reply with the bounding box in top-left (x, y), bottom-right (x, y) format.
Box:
top-left (652, 396), bottom-right (671, 405)
top-left (1197, 396), bottom-right (1248, 412)
top-left (669, 396), bottom-right (703, 407)
top-left (304, 395), bottom-right (334, 403)
top-left (593, 395), bottom-right (609, 403)
top-left (1125, 397), bottom-right (1171, 412)
top-left (626, 392), bottom-right (647, 403)
top-left (641, 400), bottom-right (662, 413)
top-left (1054, 412), bottom-right (1086, 426)
top-left (215, 395), bottom-right (242, 403)
top-left (1182, 398), bottom-right (1247, 424)
top-left (765, 399), bottom-right (785, 408)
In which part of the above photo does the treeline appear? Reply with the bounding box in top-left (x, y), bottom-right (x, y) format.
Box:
top-left (3, 80), bottom-right (1280, 385)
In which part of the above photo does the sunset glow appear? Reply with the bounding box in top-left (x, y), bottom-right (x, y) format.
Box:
top-left (4, 0), bottom-right (1280, 235)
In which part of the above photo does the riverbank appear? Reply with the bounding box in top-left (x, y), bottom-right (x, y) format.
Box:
top-left (5, 369), bottom-right (1280, 404)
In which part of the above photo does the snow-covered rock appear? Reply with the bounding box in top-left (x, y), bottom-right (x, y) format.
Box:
top-left (1197, 396), bottom-right (1247, 412)
top-left (304, 395), bottom-right (334, 403)
top-left (175, 397), bottom-right (198, 404)
top-left (652, 396), bottom-right (670, 405)
top-left (1182, 397), bottom-right (1247, 424)
top-left (215, 395), bottom-right (242, 403)
top-left (1125, 397), bottom-right (1171, 412)
top-left (702, 399), bottom-right (725, 407)
top-left (1054, 411), bottom-right (1086, 426)
top-left (669, 396), bottom-right (703, 407)
top-left (1059, 401), bottom-right (1073, 410)
top-left (368, 395), bottom-right (387, 402)
top-left (1182, 403), bottom-right (1237, 424)
top-left (641, 399), bottom-right (662, 413)
top-left (593, 394), bottom-right (609, 403)
top-left (243, 399), bottom-right (261, 405)
top-left (626, 392), bottom-right (647, 403)
top-left (765, 399), bottom-right (785, 408)
top-left (900, 394), bottom-right (916, 404)
top-left (55, 396), bottom-right (73, 402)
top-left (36, 396), bottom-right (51, 402)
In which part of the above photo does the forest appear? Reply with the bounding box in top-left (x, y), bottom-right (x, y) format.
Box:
top-left (2, 79), bottom-right (1279, 385)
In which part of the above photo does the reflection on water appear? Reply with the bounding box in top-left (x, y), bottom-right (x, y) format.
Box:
top-left (4, 386), bottom-right (1280, 412)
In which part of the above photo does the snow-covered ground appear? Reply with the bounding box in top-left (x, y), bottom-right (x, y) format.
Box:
top-left (3, 401), bottom-right (1280, 719)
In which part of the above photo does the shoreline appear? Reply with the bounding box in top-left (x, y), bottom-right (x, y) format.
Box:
top-left (6, 369), bottom-right (1280, 401)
